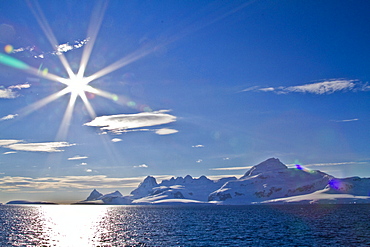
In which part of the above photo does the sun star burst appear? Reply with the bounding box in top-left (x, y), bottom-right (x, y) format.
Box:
top-left (1, 1), bottom-right (160, 141)
top-left (64, 76), bottom-right (90, 97)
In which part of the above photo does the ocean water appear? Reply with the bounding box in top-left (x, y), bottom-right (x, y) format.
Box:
top-left (0, 204), bottom-right (369, 246)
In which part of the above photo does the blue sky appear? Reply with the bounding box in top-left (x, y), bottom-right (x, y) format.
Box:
top-left (0, 0), bottom-right (369, 203)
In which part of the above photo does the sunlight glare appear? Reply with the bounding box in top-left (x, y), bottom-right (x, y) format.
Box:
top-left (38, 205), bottom-right (109, 246)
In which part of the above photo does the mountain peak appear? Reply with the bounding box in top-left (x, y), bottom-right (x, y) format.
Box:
top-left (130, 176), bottom-right (158, 197)
top-left (85, 189), bottom-right (103, 201)
top-left (243, 158), bottom-right (287, 177)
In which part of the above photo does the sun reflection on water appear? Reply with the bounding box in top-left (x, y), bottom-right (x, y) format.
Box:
top-left (38, 205), bottom-right (109, 246)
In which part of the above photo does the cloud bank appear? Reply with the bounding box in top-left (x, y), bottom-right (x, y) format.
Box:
top-left (0, 175), bottom-right (146, 191)
top-left (0, 139), bottom-right (75, 152)
top-left (243, 79), bottom-right (369, 95)
top-left (85, 110), bottom-right (177, 135)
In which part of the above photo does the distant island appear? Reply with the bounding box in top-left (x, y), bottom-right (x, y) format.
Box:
top-left (6, 200), bottom-right (57, 205)
top-left (76, 158), bottom-right (370, 205)
top-left (6, 158), bottom-right (370, 205)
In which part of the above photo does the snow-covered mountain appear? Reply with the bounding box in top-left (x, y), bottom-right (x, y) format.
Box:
top-left (208, 158), bottom-right (332, 204)
top-left (131, 175), bottom-right (236, 204)
top-left (80, 158), bottom-right (370, 205)
top-left (81, 189), bottom-right (132, 205)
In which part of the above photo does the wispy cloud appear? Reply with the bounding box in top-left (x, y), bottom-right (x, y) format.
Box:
top-left (8, 83), bottom-right (31, 90)
top-left (0, 140), bottom-right (20, 146)
top-left (0, 83), bottom-right (30, 98)
top-left (68, 155), bottom-right (88, 161)
top-left (85, 110), bottom-right (177, 135)
top-left (0, 139), bottom-right (75, 152)
top-left (192, 145), bottom-right (204, 148)
top-left (0, 114), bottom-right (18, 121)
top-left (3, 151), bottom-right (16, 155)
top-left (305, 161), bottom-right (368, 167)
top-left (155, 128), bottom-right (178, 135)
top-left (332, 118), bottom-right (359, 123)
top-left (210, 166), bottom-right (252, 171)
top-left (134, 164), bottom-right (148, 168)
top-left (12, 39), bottom-right (89, 59)
top-left (111, 138), bottom-right (122, 142)
top-left (243, 79), bottom-right (369, 95)
top-left (0, 88), bottom-right (16, 98)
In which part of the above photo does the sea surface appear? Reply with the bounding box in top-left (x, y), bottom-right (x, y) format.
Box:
top-left (0, 204), bottom-right (369, 246)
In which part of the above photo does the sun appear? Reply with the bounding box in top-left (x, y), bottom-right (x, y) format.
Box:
top-left (65, 76), bottom-right (89, 97)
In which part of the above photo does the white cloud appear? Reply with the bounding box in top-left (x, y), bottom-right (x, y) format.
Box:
top-left (0, 83), bottom-right (31, 98)
top-left (0, 88), bottom-right (16, 98)
top-left (15, 39), bottom-right (90, 58)
top-left (3, 151), bottom-right (16, 155)
top-left (0, 140), bottom-right (75, 152)
top-left (0, 140), bottom-right (20, 146)
top-left (0, 114), bottom-right (18, 121)
top-left (259, 87), bottom-right (275, 92)
top-left (8, 83), bottom-right (31, 90)
top-left (111, 138), bottom-right (122, 142)
top-left (210, 166), bottom-right (252, 171)
top-left (54, 39), bottom-right (89, 55)
top-left (196, 159), bottom-right (203, 163)
top-left (68, 155), bottom-right (88, 160)
top-left (192, 145), bottom-right (204, 148)
top-left (84, 110), bottom-right (177, 134)
top-left (244, 79), bottom-right (368, 95)
top-left (12, 46), bottom-right (35, 54)
top-left (284, 80), bottom-right (356, 94)
top-left (332, 118), bottom-right (359, 123)
top-left (80, 163), bottom-right (87, 166)
top-left (134, 164), bottom-right (148, 168)
top-left (155, 128), bottom-right (178, 135)
top-left (85, 169), bottom-right (93, 173)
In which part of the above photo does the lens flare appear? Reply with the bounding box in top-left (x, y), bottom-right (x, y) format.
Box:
top-left (328, 179), bottom-right (343, 191)
top-left (4, 44), bottom-right (13, 54)
top-left (295, 164), bottom-right (316, 174)
top-left (0, 53), bottom-right (29, 70)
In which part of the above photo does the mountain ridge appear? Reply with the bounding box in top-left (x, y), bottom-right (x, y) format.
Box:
top-left (79, 158), bottom-right (370, 205)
